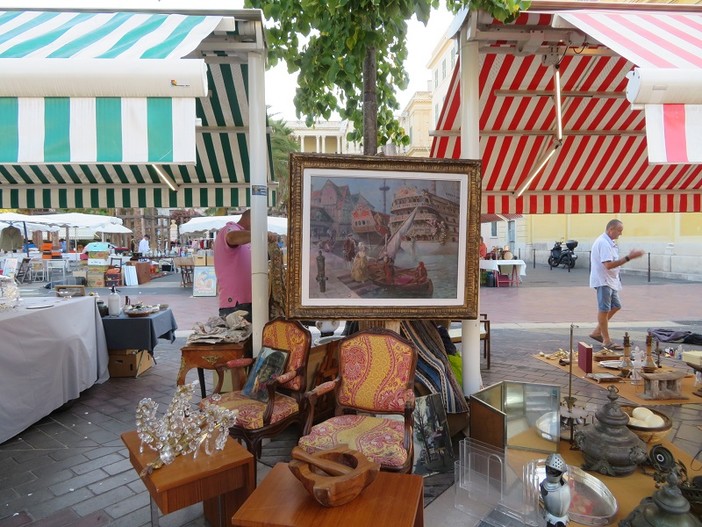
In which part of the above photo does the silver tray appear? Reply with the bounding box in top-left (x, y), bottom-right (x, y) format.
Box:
top-left (599, 360), bottom-right (623, 370)
top-left (524, 459), bottom-right (618, 526)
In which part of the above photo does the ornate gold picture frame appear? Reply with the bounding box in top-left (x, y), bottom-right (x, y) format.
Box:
top-left (286, 153), bottom-right (481, 320)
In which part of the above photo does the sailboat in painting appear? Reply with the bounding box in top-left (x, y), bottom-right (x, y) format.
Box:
top-left (366, 206), bottom-right (434, 297)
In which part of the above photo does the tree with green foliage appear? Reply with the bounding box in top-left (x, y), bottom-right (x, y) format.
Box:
top-left (246, 0), bottom-right (529, 154)
top-left (268, 116), bottom-right (300, 215)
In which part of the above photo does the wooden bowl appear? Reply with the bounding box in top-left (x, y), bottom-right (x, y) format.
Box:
top-left (620, 405), bottom-right (673, 444)
top-left (289, 446), bottom-right (379, 507)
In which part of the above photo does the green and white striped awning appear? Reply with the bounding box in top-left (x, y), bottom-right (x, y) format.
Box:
top-left (0, 8), bottom-right (273, 208)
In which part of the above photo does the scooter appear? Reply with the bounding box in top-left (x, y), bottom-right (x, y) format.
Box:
top-left (548, 240), bottom-right (578, 269)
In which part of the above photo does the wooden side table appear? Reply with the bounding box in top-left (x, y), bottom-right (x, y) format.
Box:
top-left (232, 462), bottom-right (424, 527)
top-left (177, 340), bottom-right (252, 398)
top-left (121, 430), bottom-right (255, 527)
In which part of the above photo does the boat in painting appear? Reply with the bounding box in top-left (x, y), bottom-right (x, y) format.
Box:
top-left (366, 205), bottom-right (434, 297)
top-left (389, 186), bottom-right (460, 255)
top-left (366, 260), bottom-right (434, 297)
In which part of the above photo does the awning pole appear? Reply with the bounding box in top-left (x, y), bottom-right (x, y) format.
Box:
top-left (460, 15), bottom-right (483, 396)
top-left (248, 47), bottom-right (269, 356)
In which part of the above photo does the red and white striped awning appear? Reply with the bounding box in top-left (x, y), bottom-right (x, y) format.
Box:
top-left (431, 5), bottom-right (702, 214)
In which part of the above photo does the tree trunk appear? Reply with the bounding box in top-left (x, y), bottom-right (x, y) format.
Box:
top-left (363, 47), bottom-right (377, 156)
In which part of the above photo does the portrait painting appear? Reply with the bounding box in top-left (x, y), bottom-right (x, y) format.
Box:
top-left (286, 153), bottom-right (481, 320)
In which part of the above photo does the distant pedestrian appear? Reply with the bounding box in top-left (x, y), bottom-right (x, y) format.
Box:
top-left (589, 219), bottom-right (645, 350)
top-left (138, 234), bottom-right (150, 255)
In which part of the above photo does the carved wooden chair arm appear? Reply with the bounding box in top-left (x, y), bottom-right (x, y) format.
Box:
top-left (225, 357), bottom-right (253, 369)
top-left (212, 357), bottom-right (254, 394)
top-left (301, 378), bottom-right (339, 434)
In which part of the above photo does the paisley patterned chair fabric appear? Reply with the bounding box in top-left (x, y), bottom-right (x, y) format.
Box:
top-left (204, 318), bottom-right (312, 458)
top-left (298, 329), bottom-right (417, 473)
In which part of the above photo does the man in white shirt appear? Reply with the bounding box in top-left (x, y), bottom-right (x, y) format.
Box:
top-left (589, 219), bottom-right (644, 349)
top-left (138, 234), bottom-right (150, 255)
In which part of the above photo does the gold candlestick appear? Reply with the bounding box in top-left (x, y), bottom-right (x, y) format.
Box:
top-left (620, 332), bottom-right (633, 377)
top-left (643, 332), bottom-right (657, 373)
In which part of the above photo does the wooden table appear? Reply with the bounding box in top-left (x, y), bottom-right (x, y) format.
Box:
top-left (177, 340), bottom-right (251, 398)
top-left (121, 430), bottom-right (254, 527)
top-left (232, 462), bottom-right (424, 527)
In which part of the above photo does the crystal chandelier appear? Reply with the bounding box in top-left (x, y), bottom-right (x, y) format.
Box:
top-left (135, 381), bottom-right (237, 475)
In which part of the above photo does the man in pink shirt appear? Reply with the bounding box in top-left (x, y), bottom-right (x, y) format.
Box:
top-left (214, 209), bottom-right (278, 322)
top-left (214, 210), bottom-right (254, 321)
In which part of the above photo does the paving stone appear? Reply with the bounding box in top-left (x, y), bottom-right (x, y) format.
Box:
top-left (49, 470), bottom-right (107, 497)
top-left (103, 504), bottom-right (150, 527)
top-left (0, 511), bottom-right (32, 526)
top-left (82, 447), bottom-right (123, 461)
top-left (70, 454), bottom-right (124, 476)
top-left (87, 472), bottom-right (139, 495)
top-left (71, 486), bottom-right (135, 517)
top-left (102, 491), bottom-right (150, 521)
top-left (102, 458), bottom-right (133, 477)
top-left (14, 470), bottom-right (73, 494)
top-left (22, 487), bottom-right (93, 522)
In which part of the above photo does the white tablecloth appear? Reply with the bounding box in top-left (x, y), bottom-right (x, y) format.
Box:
top-left (0, 296), bottom-right (109, 443)
top-left (479, 259), bottom-right (527, 276)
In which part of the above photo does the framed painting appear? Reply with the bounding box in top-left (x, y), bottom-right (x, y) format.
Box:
top-left (241, 347), bottom-right (289, 403)
top-left (412, 393), bottom-right (455, 476)
top-left (286, 153), bottom-right (481, 320)
top-left (192, 266), bottom-right (217, 297)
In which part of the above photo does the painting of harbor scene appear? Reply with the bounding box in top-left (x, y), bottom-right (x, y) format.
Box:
top-left (286, 154), bottom-right (481, 320)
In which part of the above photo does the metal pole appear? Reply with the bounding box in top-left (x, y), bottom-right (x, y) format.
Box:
top-left (647, 252), bottom-right (651, 283)
top-left (533, 247), bottom-right (536, 268)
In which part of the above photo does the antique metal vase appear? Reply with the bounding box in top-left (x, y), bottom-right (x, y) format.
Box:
top-left (574, 385), bottom-right (648, 476)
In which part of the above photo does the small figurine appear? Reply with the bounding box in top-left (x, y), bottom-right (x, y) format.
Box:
top-left (540, 453), bottom-right (572, 527)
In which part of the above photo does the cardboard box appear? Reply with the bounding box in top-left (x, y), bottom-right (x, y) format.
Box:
top-left (87, 270), bottom-right (105, 287)
top-left (88, 258), bottom-right (109, 266)
top-left (108, 349), bottom-right (154, 377)
top-left (194, 254), bottom-right (208, 266)
top-left (88, 251), bottom-right (110, 260)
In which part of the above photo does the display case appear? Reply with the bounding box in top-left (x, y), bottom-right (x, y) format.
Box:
top-left (470, 381), bottom-right (561, 454)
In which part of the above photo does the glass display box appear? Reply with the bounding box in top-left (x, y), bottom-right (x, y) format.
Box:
top-left (470, 381), bottom-right (561, 454)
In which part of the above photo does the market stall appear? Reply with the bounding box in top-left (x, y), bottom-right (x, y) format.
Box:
top-left (0, 296), bottom-right (109, 443)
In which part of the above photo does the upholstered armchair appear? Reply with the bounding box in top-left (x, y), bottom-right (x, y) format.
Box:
top-left (298, 329), bottom-right (418, 473)
top-left (204, 318), bottom-right (312, 458)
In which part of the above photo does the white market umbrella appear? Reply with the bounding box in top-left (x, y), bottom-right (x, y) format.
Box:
top-left (30, 212), bottom-right (122, 229)
top-left (93, 224), bottom-right (132, 234)
top-left (179, 215), bottom-right (287, 236)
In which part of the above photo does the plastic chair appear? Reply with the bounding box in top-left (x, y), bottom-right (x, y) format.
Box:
top-left (29, 260), bottom-right (45, 282)
top-left (298, 329), bottom-right (418, 473)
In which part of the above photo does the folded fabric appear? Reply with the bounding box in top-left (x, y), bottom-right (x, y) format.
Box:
top-left (400, 320), bottom-right (469, 415)
top-left (648, 328), bottom-right (694, 343)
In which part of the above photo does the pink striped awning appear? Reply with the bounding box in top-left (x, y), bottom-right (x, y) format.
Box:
top-left (431, 5), bottom-right (702, 215)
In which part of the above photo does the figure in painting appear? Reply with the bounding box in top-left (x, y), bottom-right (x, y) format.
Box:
top-left (413, 261), bottom-right (428, 284)
top-left (383, 256), bottom-right (395, 285)
top-left (343, 233), bottom-right (356, 264)
top-left (351, 242), bottom-right (369, 282)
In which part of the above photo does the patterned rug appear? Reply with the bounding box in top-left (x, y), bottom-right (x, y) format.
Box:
top-left (259, 427), bottom-right (457, 506)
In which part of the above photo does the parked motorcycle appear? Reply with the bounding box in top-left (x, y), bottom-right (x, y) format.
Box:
top-left (548, 240), bottom-right (578, 269)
